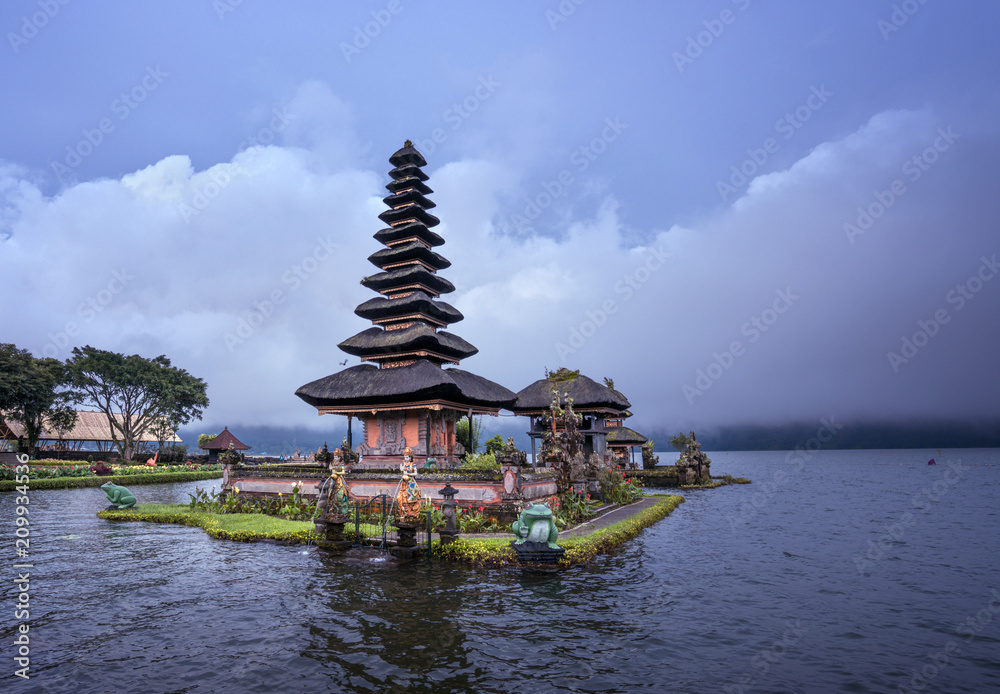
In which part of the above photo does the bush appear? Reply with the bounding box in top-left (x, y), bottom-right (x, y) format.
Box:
top-left (459, 453), bottom-right (498, 470)
top-left (484, 435), bottom-right (505, 457)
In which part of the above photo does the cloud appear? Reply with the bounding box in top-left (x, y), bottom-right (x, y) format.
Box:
top-left (3, 97), bottom-right (998, 434)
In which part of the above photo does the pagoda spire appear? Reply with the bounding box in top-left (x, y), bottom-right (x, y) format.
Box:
top-left (338, 142), bottom-right (477, 369)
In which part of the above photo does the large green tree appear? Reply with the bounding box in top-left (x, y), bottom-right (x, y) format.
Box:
top-left (0, 343), bottom-right (78, 455)
top-left (66, 346), bottom-right (209, 462)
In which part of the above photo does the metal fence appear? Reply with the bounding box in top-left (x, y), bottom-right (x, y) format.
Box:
top-left (349, 494), bottom-right (432, 557)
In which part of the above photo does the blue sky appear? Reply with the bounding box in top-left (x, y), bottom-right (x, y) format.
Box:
top-left (3, 1), bottom-right (999, 436)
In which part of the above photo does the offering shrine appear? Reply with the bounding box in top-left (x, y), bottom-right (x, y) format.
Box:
top-left (295, 142), bottom-right (515, 468)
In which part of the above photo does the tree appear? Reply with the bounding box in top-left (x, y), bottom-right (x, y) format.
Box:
top-left (456, 415), bottom-right (482, 456)
top-left (669, 432), bottom-right (692, 452)
top-left (484, 434), bottom-right (505, 457)
top-left (0, 344), bottom-right (78, 455)
top-left (198, 433), bottom-right (217, 449)
top-left (67, 346), bottom-right (209, 462)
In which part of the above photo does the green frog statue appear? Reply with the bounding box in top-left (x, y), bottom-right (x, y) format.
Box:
top-left (511, 503), bottom-right (560, 549)
top-left (101, 482), bottom-right (137, 509)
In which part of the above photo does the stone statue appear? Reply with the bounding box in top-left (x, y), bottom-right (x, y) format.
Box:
top-left (538, 391), bottom-right (585, 493)
top-left (396, 448), bottom-right (422, 522)
top-left (329, 465), bottom-right (351, 515)
top-left (511, 503), bottom-right (560, 549)
top-left (101, 482), bottom-right (137, 509)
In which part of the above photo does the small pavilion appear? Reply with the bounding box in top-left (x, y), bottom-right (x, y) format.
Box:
top-left (511, 369), bottom-right (631, 466)
top-left (200, 426), bottom-right (251, 461)
top-left (604, 411), bottom-right (649, 468)
top-left (296, 142), bottom-right (515, 468)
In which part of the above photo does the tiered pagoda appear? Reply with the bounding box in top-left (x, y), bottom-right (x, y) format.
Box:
top-left (295, 142), bottom-right (515, 468)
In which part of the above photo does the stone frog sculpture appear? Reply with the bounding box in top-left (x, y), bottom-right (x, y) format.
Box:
top-left (512, 503), bottom-right (560, 548)
top-left (101, 482), bottom-right (137, 509)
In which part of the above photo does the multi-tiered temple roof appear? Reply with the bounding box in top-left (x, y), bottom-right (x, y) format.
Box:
top-left (296, 142), bottom-right (514, 415)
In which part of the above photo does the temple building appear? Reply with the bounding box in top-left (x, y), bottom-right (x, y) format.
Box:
top-left (604, 411), bottom-right (649, 468)
top-left (295, 142), bottom-right (515, 468)
top-left (511, 369), bottom-right (631, 465)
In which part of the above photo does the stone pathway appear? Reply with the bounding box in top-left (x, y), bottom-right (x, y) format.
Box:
top-left (560, 496), bottom-right (665, 538)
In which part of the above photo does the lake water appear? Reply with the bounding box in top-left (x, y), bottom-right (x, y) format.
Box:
top-left (2, 449), bottom-right (998, 693)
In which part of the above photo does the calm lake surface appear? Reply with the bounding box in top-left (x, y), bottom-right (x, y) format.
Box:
top-left (2, 449), bottom-right (998, 693)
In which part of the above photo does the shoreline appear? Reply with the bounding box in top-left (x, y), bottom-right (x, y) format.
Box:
top-left (97, 494), bottom-right (686, 567)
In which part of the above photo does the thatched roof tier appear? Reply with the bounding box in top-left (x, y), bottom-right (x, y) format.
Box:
top-left (388, 163), bottom-right (429, 182)
top-left (512, 371), bottom-right (631, 414)
top-left (383, 189), bottom-right (436, 210)
top-left (367, 242), bottom-right (451, 272)
top-left (386, 176), bottom-right (432, 196)
top-left (378, 204), bottom-right (440, 228)
top-left (339, 325), bottom-right (477, 362)
top-left (606, 426), bottom-right (649, 446)
top-left (374, 222), bottom-right (444, 248)
top-left (355, 291), bottom-right (463, 326)
top-left (389, 142), bottom-right (427, 168)
top-left (361, 265), bottom-right (455, 296)
top-left (295, 361), bottom-right (515, 411)
top-left (200, 426), bottom-right (251, 451)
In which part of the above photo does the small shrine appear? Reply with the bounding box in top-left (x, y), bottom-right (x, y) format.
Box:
top-left (295, 142), bottom-right (515, 469)
top-left (512, 369), bottom-right (631, 466)
top-left (199, 426), bottom-right (250, 462)
top-left (604, 410), bottom-right (649, 469)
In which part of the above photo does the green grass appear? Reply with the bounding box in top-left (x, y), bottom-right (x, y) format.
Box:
top-left (98, 504), bottom-right (314, 542)
top-left (0, 470), bottom-right (223, 492)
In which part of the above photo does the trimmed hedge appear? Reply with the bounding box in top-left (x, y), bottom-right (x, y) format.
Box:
top-left (0, 470), bottom-right (222, 492)
top-left (558, 495), bottom-right (684, 566)
top-left (98, 504), bottom-right (313, 543)
top-left (435, 495), bottom-right (686, 567)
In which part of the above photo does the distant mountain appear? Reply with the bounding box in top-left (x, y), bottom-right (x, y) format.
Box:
top-left (179, 418), bottom-right (1000, 457)
top-left (645, 419), bottom-right (1000, 452)
top-left (177, 424), bottom-right (350, 457)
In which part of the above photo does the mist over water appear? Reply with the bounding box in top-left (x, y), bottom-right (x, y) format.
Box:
top-left (3, 449), bottom-right (997, 693)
